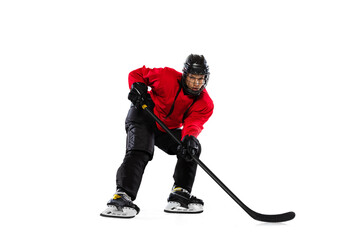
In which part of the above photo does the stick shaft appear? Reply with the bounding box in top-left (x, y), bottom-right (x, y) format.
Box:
top-left (142, 104), bottom-right (295, 222)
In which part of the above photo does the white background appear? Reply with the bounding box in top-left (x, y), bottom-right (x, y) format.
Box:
top-left (1, 0), bottom-right (359, 239)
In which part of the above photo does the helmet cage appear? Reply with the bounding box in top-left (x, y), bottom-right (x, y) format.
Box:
top-left (181, 55), bottom-right (210, 96)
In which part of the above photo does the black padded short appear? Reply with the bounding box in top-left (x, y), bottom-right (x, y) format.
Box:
top-left (124, 104), bottom-right (184, 160)
top-left (125, 105), bottom-right (156, 158)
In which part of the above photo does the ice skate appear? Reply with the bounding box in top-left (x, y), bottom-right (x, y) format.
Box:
top-left (100, 191), bottom-right (140, 218)
top-left (164, 187), bottom-right (204, 214)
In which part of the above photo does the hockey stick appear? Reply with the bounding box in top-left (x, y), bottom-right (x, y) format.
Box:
top-left (140, 103), bottom-right (295, 222)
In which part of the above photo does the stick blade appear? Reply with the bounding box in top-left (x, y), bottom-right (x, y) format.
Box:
top-left (252, 211), bottom-right (296, 223)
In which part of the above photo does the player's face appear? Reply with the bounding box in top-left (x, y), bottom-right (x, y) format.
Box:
top-left (185, 74), bottom-right (205, 92)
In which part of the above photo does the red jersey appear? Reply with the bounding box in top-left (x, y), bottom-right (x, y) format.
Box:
top-left (128, 66), bottom-right (214, 139)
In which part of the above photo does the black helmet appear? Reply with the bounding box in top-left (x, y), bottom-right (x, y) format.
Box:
top-left (182, 54), bottom-right (210, 96)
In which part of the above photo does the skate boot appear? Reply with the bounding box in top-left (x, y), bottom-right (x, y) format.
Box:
top-left (100, 191), bottom-right (140, 218)
top-left (164, 187), bottom-right (204, 214)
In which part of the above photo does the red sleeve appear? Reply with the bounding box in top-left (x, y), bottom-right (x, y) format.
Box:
top-left (182, 94), bottom-right (214, 139)
top-left (128, 66), bottom-right (163, 89)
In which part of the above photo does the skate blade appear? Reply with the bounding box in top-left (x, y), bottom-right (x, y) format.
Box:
top-left (164, 201), bottom-right (203, 214)
top-left (100, 206), bottom-right (137, 218)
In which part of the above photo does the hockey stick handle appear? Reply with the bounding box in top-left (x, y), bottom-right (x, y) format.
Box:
top-left (141, 104), bottom-right (295, 222)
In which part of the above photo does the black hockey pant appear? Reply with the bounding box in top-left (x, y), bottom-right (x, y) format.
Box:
top-left (116, 105), bottom-right (198, 200)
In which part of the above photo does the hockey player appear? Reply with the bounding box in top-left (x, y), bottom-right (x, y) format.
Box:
top-left (101, 54), bottom-right (214, 218)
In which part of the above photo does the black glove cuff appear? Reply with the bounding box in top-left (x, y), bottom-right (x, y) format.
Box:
top-left (177, 135), bottom-right (201, 162)
top-left (131, 82), bottom-right (148, 95)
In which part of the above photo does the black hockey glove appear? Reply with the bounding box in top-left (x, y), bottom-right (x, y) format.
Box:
top-left (128, 82), bottom-right (154, 109)
top-left (177, 135), bottom-right (201, 162)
